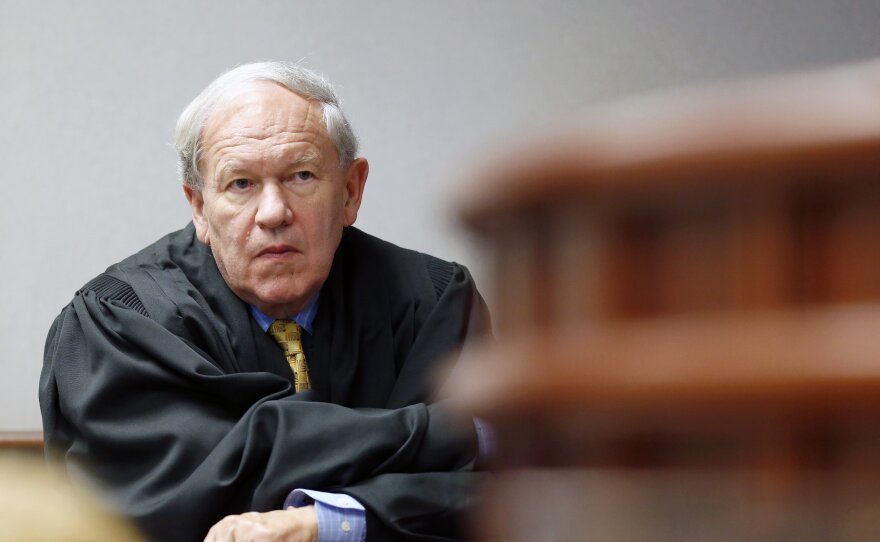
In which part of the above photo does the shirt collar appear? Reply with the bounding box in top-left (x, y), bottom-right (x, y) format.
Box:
top-left (249, 292), bottom-right (320, 335)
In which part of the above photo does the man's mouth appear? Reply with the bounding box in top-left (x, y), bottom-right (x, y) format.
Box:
top-left (257, 245), bottom-right (297, 258)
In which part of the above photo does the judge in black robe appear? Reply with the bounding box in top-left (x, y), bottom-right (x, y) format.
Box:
top-left (40, 222), bottom-right (489, 542)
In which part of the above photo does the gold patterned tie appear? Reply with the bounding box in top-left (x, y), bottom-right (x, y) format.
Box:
top-left (268, 320), bottom-right (312, 392)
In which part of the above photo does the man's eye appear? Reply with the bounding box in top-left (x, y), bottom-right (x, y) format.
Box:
top-left (292, 171), bottom-right (314, 182)
top-left (230, 179), bottom-right (252, 190)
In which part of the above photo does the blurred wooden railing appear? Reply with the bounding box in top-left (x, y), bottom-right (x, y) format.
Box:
top-left (449, 58), bottom-right (880, 541)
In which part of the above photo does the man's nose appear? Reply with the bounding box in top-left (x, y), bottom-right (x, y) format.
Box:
top-left (254, 183), bottom-right (293, 229)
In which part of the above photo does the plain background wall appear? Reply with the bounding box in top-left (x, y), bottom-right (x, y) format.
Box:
top-left (3, 0), bottom-right (880, 430)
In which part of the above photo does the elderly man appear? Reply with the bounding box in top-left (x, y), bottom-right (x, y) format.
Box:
top-left (40, 62), bottom-right (489, 542)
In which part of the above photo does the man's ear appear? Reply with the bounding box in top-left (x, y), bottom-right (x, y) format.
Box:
top-left (342, 158), bottom-right (369, 227)
top-left (183, 185), bottom-right (210, 245)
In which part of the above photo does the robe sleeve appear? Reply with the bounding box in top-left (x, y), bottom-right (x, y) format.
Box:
top-left (40, 288), bottom-right (477, 542)
top-left (343, 471), bottom-right (487, 542)
top-left (338, 262), bottom-right (493, 541)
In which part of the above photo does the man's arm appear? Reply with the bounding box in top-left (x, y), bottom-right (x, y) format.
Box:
top-left (40, 291), bottom-right (476, 542)
top-left (200, 262), bottom-right (493, 542)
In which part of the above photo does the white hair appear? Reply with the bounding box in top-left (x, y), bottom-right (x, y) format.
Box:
top-left (175, 61), bottom-right (358, 189)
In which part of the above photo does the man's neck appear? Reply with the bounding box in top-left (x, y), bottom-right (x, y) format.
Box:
top-left (249, 292), bottom-right (321, 334)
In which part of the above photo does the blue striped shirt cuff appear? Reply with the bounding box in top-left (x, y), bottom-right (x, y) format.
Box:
top-left (285, 489), bottom-right (366, 542)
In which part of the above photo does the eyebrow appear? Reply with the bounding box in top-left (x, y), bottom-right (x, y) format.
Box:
top-left (289, 150), bottom-right (321, 166)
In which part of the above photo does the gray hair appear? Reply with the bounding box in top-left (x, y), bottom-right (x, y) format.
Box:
top-left (175, 61), bottom-right (358, 190)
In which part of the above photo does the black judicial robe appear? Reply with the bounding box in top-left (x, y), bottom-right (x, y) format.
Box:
top-left (40, 224), bottom-right (489, 542)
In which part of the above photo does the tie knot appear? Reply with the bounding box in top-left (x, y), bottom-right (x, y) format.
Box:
top-left (268, 319), bottom-right (303, 355)
top-left (269, 319), bottom-right (302, 348)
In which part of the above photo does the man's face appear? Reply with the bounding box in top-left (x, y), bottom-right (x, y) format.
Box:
top-left (185, 82), bottom-right (368, 318)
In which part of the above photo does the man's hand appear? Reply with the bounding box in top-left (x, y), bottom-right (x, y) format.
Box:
top-left (204, 506), bottom-right (318, 542)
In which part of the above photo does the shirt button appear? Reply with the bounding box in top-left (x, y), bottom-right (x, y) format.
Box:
top-left (341, 520), bottom-right (351, 532)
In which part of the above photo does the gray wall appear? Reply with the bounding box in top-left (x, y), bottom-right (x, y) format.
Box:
top-left (3, 0), bottom-right (880, 430)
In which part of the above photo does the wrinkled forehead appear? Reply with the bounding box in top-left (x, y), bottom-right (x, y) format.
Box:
top-left (202, 81), bottom-right (327, 146)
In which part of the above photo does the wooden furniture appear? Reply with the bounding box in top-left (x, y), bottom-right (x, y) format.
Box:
top-left (0, 431), bottom-right (43, 456)
top-left (449, 59), bottom-right (880, 541)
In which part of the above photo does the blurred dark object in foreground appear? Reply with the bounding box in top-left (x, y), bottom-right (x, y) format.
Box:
top-left (450, 58), bottom-right (880, 541)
